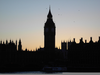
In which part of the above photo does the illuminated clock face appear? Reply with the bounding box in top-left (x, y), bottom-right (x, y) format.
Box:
top-left (46, 28), bottom-right (48, 32)
top-left (51, 28), bottom-right (54, 32)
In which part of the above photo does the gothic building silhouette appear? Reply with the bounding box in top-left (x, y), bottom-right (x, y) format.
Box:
top-left (0, 8), bottom-right (100, 72)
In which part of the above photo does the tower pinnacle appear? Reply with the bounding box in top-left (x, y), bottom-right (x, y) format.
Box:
top-left (47, 6), bottom-right (52, 19)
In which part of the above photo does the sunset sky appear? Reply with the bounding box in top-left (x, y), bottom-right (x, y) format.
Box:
top-left (0, 0), bottom-right (100, 51)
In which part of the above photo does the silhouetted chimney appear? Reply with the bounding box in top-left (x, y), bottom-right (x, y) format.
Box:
top-left (16, 40), bottom-right (17, 50)
top-left (18, 39), bottom-right (22, 51)
top-left (10, 39), bottom-right (11, 43)
top-left (68, 40), bottom-right (72, 50)
top-left (80, 38), bottom-right (83, 43)
top-left (3, 41), bottom-right (4, 44)
top-left (69, 40), bottom-right (71, 43)
top-left (89, 37), bottom-right (93, 43)
top-left (81, 38), bottom-right (83, 41)
top-left (90, 37), bottom-right (92, 41)
top-left (98, 36), bottom-right (100, 43)
top-left (25, 48), bottom-right (27, 51)
top-left (6, 40), bottom-right (8, 44)
top-left (85, 40), bottom-right (87, 43)
top-left (0, 41), bottom-right (2, 44)
top-left (73, 38), bottom-right (75, 42)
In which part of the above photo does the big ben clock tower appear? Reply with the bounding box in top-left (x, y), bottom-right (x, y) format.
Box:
top-left (44, 8), bottom-right (56, 53)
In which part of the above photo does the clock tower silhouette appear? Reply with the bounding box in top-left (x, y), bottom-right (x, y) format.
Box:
top-left (44, 7), bottom-right (56, 54)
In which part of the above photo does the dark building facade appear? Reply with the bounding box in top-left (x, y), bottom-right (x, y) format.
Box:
top-left (61, 41), bottom-right (67, 50)
top-left (67, 36), bottom-right (100, 71)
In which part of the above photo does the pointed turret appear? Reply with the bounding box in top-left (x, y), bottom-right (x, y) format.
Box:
top-left (80, 38), bottom-right (84, 44)
top-left (47, 6), bottom-right (52, 19)
top-left (18, 39), bottom-right (22, 51)
top-left (89, 37), bottom-right (93, 43)
top-left (10, 39), bottom-right (11, 43)
top-left (44, 7), bottom-right (55, 28)
top-left (6, 40), bottom-right (8, 44)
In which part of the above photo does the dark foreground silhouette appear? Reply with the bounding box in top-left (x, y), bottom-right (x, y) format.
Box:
top-left (1, 37), bottom-right (100, 73)
top-left (1, 8), bottom-right (100, 73)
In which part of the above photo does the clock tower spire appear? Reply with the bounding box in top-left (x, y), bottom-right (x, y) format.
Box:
top-left (44, 7), bottom-right (56, 53)
top-left (47, 6), bottom-right (52, 19)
